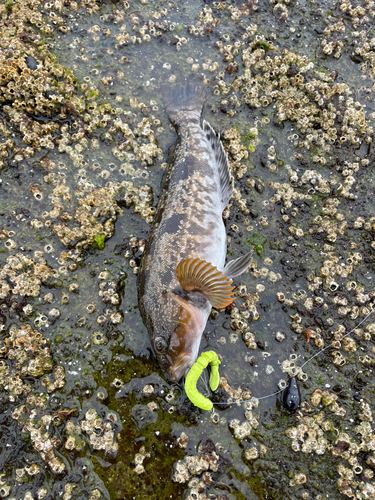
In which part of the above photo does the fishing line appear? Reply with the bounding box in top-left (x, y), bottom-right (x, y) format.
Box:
top-left (201, 368), bottom-right (210, 395)
top-left (212, 304), bottom-right (375, 407)
top-left (296, 305), bottom-right (374, 374)
top-left (213, 388), bottom-right (284, 406)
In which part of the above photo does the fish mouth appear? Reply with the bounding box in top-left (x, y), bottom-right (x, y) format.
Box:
top-left (168, 353), bottom-right (193, 382)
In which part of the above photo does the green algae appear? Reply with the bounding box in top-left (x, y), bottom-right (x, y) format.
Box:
top-left (5, 1), bottom-right (14, 11)
top-left (93, 234), bottom-right (106, 250)
top-left (247, 234), bottom-right (267, 256)
top-left (255, 40), bottom-right (272, 51)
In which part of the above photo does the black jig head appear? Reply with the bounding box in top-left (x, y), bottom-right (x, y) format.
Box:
top-left (282, 377), bottom-right (300, 411)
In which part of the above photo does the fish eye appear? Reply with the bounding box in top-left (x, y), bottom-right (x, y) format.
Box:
top-left (154, 336), bottom-right (168, 353)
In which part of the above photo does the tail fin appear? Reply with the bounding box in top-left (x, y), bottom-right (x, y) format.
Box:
top-left (163, 83), bottom-right (205, 127)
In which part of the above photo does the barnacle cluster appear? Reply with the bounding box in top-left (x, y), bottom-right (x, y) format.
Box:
top-left (188, 6), bottom-right (220, 38)
top-left (29, 172), bottom-right (155, 250)
top-left (219, 376), bottom-right (252, 405)
top-left (65, 420), bottom-right (86, 452)
top-left (124, 235), bottom-right (147, 274)
top-left (230, 305), bottom-right (251, 335)
top-left (0, 0), bottom-right (89, 169)
top-left (123, 182), bottom-right (155, 224)
top-left (250, 258), bottom-right (281, 284)
top-left (210, 26), bottom-right (373, 266)
top-left (320, 1), bottom-right (375, 80)
top-left (226, 261), bottom-right (280, 349)
top-left (12, 401), bottom-right (66, 474)
top-left (87, 6), bottom-right (177, 49)
top-left (133, 446), bottom-right (151, 475)
top-left (172, 438), bottom-right (224, 500)
top-left (263, 151), bottom-right (375, 390)
top-left (229, 399), bottom-right (260, 440)
top-left (0, 324), bottom-right (54, 401)
top-left (0, 1), bottom-right (162, 252)
top-left (286, 402), bottom-right (375, 499)
top-left (278, 245), bottom-right (375, 367)
top-left (96, 272), bottom-right (123, 324)
top-left (217, 37), bottom-right (372, 150)
top-left (79, 408), bottom-right (120, 457)
top-left (52, 183), bottom-right (124, 249)
top-left (0, 320), bottom-right (108, 496)
top-left (245, 443), bottom-right (267, 461)
top-left (208, 21), bottom-right (375, 499)
top-left (222, 127), bottom-right (256, 212)
top-left (0, 323), bottom-right (66, 475)
top-left (10, 400), bottom-right (107, 498)
top-left (0, 252), bottom-right (55, 301)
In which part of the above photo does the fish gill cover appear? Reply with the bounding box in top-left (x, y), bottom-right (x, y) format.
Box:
top-left (0, 0), bottom-right (375, 499)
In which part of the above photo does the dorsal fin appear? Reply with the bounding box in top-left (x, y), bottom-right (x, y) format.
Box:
top-left (202, 120), bottom-right (233, 208)
top-left (176, 258), bottom-right (235, 309)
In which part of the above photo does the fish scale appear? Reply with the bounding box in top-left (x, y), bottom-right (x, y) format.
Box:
top-left (138, 83), bottom-right (252, 382)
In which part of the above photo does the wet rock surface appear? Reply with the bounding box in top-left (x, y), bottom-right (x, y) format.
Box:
top-left (1, 0), bottom-right (375, 499)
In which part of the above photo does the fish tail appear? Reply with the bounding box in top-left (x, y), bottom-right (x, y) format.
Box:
top-left (163, 82), bottom-right (205, 127)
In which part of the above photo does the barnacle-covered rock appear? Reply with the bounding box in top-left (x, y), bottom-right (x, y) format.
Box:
top-left (0, 253), bottom-right (55, 299)
top-left (172, 439), bottom-right (224, 490)
top-left (245, 447), bottom-right (259, 460)
top-left (285, 414), bottom-right (329, 455)
top-left (52, 183), bottom-right (124, 248)
top-left (133, 446), bottom-right (151, 474)
top-left (1, 324), bottom-right (53, 396)
top-left (0, 323), bottom-right (70, 475)
top-left (65, 421), bottom-right (86, 452)
top-left (219, 376), bottom-right (252, 404)
top-left (0, 0), bottom-right (90, 169)
top-left (80, 408), bottom-right (120, 457)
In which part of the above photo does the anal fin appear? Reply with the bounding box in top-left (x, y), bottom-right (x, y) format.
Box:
top-left (176, 258), bottom-right (235, 309)
top-left (223, 251), bottom-right (253, 279)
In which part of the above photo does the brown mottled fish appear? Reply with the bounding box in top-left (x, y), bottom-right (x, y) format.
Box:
top-left (138, 83), bottom-right (252, 382)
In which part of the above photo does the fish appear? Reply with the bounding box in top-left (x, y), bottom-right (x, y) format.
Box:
top-left (138, 82), bottom-right (252, 382)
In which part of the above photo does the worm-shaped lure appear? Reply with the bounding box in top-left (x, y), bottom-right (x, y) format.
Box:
top-left (185, 351), bottom-right (221, 411)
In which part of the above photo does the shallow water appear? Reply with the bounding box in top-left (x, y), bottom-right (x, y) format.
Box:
top-left (1, 0), bottom-right (375, 499)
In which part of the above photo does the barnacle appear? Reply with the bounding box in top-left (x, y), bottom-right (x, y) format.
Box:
top-left (80, 408), bottom-right (120, 457)
top-left (0, 254), bottom-right (55, 300)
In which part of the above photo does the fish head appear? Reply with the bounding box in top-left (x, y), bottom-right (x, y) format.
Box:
top-left (152, 291), bottom-right (208, 382)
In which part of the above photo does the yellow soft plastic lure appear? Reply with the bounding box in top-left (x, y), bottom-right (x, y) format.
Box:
top-left (185, 351), bottom-right (221, 411)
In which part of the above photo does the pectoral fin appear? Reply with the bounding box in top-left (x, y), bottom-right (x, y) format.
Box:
top-left (176, 258), bottom-right (235, 309)
top-left (223, 250), bottom-right (253, 279)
